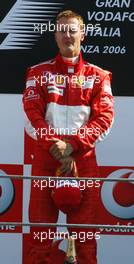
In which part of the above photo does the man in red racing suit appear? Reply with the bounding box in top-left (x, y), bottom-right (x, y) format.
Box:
top-left (23, 10), bottom-right (114, 264)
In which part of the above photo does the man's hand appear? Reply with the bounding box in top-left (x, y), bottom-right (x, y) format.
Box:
top-left (59, 156), bottom-right (75, 175)
top-left (49, 138), bottom-right (73, 160)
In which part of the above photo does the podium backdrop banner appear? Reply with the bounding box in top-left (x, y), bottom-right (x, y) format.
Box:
top-left (0, 0), bottom-right (134, 95)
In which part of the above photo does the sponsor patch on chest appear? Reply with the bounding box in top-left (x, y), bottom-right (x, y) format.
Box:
top-left (44, 72), bottom-right (66, 88)
top-left (47, 85), bottom-right (64, 96)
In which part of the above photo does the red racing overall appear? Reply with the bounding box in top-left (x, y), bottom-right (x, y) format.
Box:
top-left (23, 53), bottom-right (114, 264)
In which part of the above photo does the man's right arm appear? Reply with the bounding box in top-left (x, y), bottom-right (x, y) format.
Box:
top-left (23, 67), bottom-right (60, 150)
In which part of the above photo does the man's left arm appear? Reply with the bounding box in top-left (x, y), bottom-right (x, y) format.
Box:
top-left (68, 71), bottom-right (114, 153)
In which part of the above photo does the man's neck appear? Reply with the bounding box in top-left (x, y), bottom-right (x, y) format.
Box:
top-left (62, 55), bottom-right (79, 64)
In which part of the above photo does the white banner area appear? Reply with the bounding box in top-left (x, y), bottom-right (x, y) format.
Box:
top-left (0, 95), bottom-right (134, 263)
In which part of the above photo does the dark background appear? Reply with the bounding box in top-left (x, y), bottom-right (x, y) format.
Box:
top-left (0, 0), bottom-right (133, 95)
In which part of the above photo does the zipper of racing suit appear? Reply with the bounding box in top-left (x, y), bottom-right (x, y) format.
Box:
top-left (65, 73), bottom-right (72, 135)
top-left (65, 68), bottom-right (85, 135)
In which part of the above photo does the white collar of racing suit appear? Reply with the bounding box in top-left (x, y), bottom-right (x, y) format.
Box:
top-left (62, 56), bottom-right (79, 65)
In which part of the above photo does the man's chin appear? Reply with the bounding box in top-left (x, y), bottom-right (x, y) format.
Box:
top-left (62, 47), bottom-right (74, 57)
